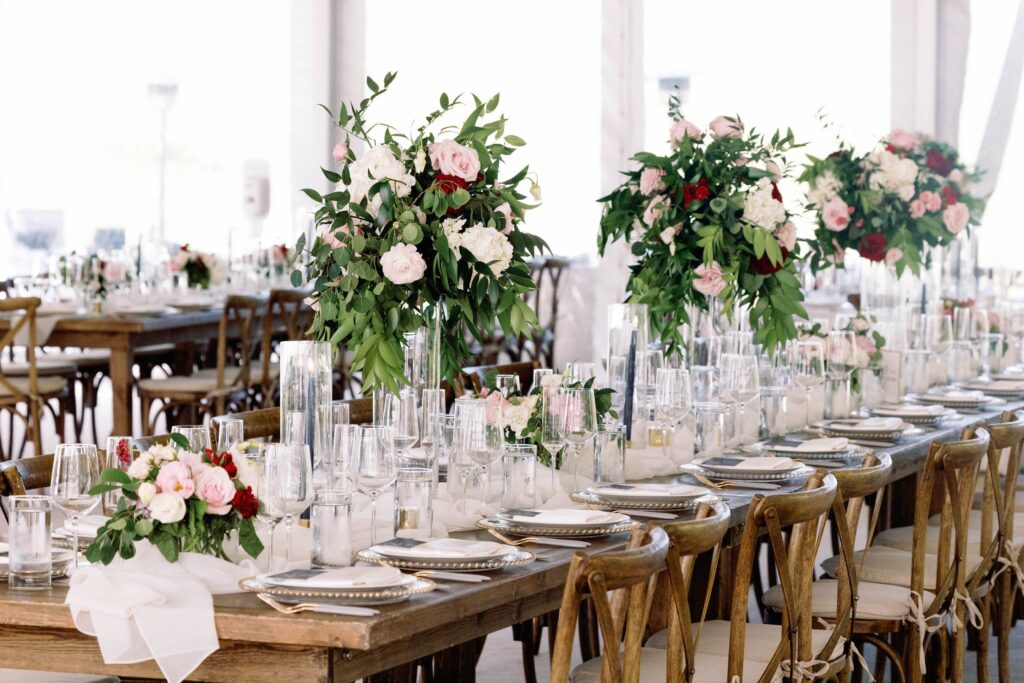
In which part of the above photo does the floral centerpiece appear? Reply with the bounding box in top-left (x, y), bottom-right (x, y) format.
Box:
top-left (293, 73), bottom-right (547, 394)
top-left (86, 433), bottom-right (263, 564)
top-left (87, 255), bottom-right (130, 301)
top-left (598, 103), bottom-right (808, 354)
top-left (801, 129), bottom-right (985, 275)
top-left (267, 243), bottom-right (291, 277)
top-left (799, 314), bottom-right (886, 394)
top-left (171, 245), bottom-right (228, 290)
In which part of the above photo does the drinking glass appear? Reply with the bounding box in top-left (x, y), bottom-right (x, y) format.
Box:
top-left (418, 389), bottom-right (446, 485)
top-left (372, 388), bottom-right (394, 426)
top-left (531, 368), bottom-right (553, 393)
top-left (451, 414), bottom-right (477, 512)
top-left (690, 366), bottom-right (720, 403)
top-left (9, 496), bottom-right (52, 590)
top-left (501, 444), bottom-right (537, 511)
top-left (758, 348), bottom-right (793, 438)
top-left (50, 443), bottom-right (101, 569)
top-left (980, 332), bottom-right (1005, 380)
top-left (495, 374), bottom-right (521, 398)
top-left (903, 349), bottom-right (931, 395)
top-left (390, 391), bottom-right (419, 467)
top-left (723, 354), bottom-right (759, 445)
top-left (565, 361), bottom-right (596, 385)
top-left (394, 468), bottom-right (433, 538)
top-left (215, 419), bottom-right (244, 453)
top-left (263, 443), bottom-right (314, 568)
top-left (692, 336), bottom-right (723, 368)
top-left (694, 403), bottom-right (728, 458)
top-left (255, 448), bottom-right (284, 571)
top-left (557, 387), bottom-right (598, 492)
top-left (606, 354), bottom-right (628, 427)
top-left (794, 341), bottom-right (826, 427)
top-left (330, 401), bottom-right (351, 430)
top-left (435, 414), bottom-right (457, 494)
top-left (655, 368), bottom-right (692, 459)
top-left (594, 428), bottom-right (626, 482)
top-left (540, 387), bottom-right (565, 492)
top-left (283, 410), bottom-right (306, 445)
top-left (356, 426), bottom-right (396, 546)
top-left (311, 490), bottom-right (352, 568)
top-left (172, 425), bottom-right (211, 452)
top-left (462, 403), bottom-right (504, 504)
top-left (102, 436), bottom-right (134, 515)
top-left (331, 424), bottom-right (360, 488)
top-left (825, 331), bottom-right (856, 419)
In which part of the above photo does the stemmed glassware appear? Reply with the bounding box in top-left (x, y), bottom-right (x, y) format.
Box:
top-left (50, 443), bottom-right (101, 569)
top-left (565, 361), bottom-right (596, 385)
top-left (721, 354), bottom-right (759, 446)
top-left (331, 424), bottom-right (360, 489)
top-left (390, 391), bottom-right (419, 467)
top-left (654, 368), bottom-right (692, 459)
top-left (557, 387), bottom-right (598, 492)
top-left (540, 386), bottom-right (566, 492)
top-left (172, 425), bottom-right (211, 452)
top-left (355, 426), bottom-right (396, 546)
top-left (495, 374), bottom-right (521, 398)
top-left (262, 443), bottom-right (314, 568)
top-left (794, 340), bottom-right (826, 427)
top-left (451, 415), bottom-right (477, 513)
top-left (758, 348), bottom-right (793, 438)
top-left (826, 330), bottom-right (856, 418)
top-left (462, 403), bottom-right (504, 504)
top-left (102, 436), bottom-right (134, 515)
top-left (215, 419), bottom-right (244, 453)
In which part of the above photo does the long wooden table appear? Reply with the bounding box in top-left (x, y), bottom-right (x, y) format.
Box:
top-left (0, 401), bottom-right (1018, 681)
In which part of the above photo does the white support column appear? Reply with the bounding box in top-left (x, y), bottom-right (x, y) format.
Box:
top-left (891, 0), bottom-right (939, 135)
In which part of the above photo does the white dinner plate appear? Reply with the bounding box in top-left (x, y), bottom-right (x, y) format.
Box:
top-left (371, 538), bottom-right (515, 563)
top-left (256, 567), bottom-right (410, 591)
top-left (588, 483), bottom-right (710, 504)
top-left (495, 509), bottom-right (631, 530)
top-left (695, 457), bottom-right (803, 475)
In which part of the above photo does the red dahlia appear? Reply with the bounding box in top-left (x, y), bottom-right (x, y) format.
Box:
top-left (433, 173), bottom-right (468, 195)
top-left (926, 148), bottom-right (954, 177)
top-left (858, 233), bottom-right (888, 262)
top-left (771, 182), bottom-right (783, 203)
top-left (941, 185), bottom-right (960, 205)
top-left (232, 486), bottom-right (258, 519)
top-left (752, 246), bottom-right (790, 275)
top-left (208, 451), bottom-right (238, 478)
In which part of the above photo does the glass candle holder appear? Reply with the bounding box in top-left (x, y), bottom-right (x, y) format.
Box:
top-left (501, 444), bottom-right (537, 511)
top-left (593, 428), bottom-right (626, 484)
top-left (311, 490), bottom-right (353, 568)
top-left (9, 496), bottom-right (52, 590)
top-left (394, 468), bottom-right (433, 539)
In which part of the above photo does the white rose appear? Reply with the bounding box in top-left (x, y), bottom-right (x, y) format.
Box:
top-left (441, 217), bottom-right (466, 239)
top-left (413, 148), bottom-right (427, 174)
top-left (742, 177), bottom-right (787, 230)
top-left (127, 454), bottom-right (153, 479)
top-left (852, 317), bottom-right (870, 332)
top-left (233, 454), bottom-right (259, 491)
top-left (867, 149), bottom-right (918, 200)
top-left (347, 146), bottom-right (415, 206)
top-left (807, 171), bottom-right (841, 208)
top-left (148, 492), bottom-right (186, 524)
top-left (458, 225), bottom-right (514, 276)
top-left (530, 181), bottom-right (542, 201)
top-left (137, 482), bottom-right (157, 505)
top-left (147, 445), bottom-right (177, 464)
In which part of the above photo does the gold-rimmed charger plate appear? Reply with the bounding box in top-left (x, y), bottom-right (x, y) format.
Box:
top-left (570, 490), bottom-right (720, 511)
top-left (239, 575), bottom-right (435, 605)
top-left (477, 516), bottom-right (639, 538)
top-left (355, 548), bottom-right (535, 572)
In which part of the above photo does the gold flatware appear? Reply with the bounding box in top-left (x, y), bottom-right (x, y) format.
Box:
top-left (256, 592), bottom-right (379, 617)
top-left (486, 528), bottom-right (589, 548)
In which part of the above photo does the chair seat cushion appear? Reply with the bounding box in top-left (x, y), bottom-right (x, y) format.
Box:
top-left (876, 521), bottom-right (1022, 556)
top-left (0, 376), bottom-right (68, 397)
top-left (2, 360), bottom-right (78, 377)
top-left (764, 578), bottom-right (935, 621)
top-left (194, 364), bottom-right (278, 385)
top-left (931, 509), bottom-right (1024, 539)
top-left (138, 375), bottom-right (224, 395)
top-left (569, 647), bottom-right (768, 683)
top-left (820, 546), bottom-right (983, 591)
top-left (645, 620), bottom-right (840, 662)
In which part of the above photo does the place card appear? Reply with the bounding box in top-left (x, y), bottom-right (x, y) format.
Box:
top-left (377, 537), bottom-right (426, 549)
top-left (267, 569), bottom-right (325, 581)
top-left (501, 509), bottom-right (541, 517)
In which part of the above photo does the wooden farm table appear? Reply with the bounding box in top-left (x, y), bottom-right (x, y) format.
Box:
top-left (0, 400), bottom-right (1019, 682)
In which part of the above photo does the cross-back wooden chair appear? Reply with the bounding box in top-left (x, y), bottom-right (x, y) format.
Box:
top-left (259, 289), bottom-right (314, 407)
top-left (131, 434), bottom-right (172, 452)
top-left (549, 526), bottom-right (670, 683)
top-left (138, 296), bottom-right (264, 434)
top-left (516, 256), bottom-right (569, 367)
top-left (0, 452), bottom-right (54, 519)
top-left (824, 428), bottom-right (989, 682)
top-left (462, 361), bottom-right (540, 395)
top-left (0, 297), bottom-right (69, 457)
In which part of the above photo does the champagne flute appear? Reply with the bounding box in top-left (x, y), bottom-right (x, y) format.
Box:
top-left (254, 448), bottom-right (284, 571)
top-left (215, 419), bottom-right (244, 453)
top-left (331, 424), bottom-right (360, 489)
top-left (540, 387), bottom-right (566, 492)
top-left (263, 443), bottom-right (313, 569)
top-left (557, 387), bottom-right (597, 492)
top-left (50, 444), bottom-right (101, 569)
top-left (390, 391), bottom-right (419, 467)
top-left (794, 340), bottom-right (826, 427)
top-left (655, 368), bottom-right (692, 459)
top-left (172, 424), bottom-right (211, 453)
top-left (451, 414), bottom-right (477, 513)
top-left (356, 426), bottom-right (396, 546)
top-left (102, 436), bottom-right (134, 515)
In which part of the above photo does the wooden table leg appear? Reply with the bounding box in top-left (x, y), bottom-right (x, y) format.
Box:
top-left (109, 343), bottom-right (135, 437)
top-left (431, 636), bottom-right (486, 682)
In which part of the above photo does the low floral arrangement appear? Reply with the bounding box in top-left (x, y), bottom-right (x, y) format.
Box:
top-left (86, 433), bottom-right (263, 564)
top-left (801, 129), bottom-right (985, 275)
top-left (293, 73), bottom-right (547, 394)
top-left (943, 298), bottom-right (1007, 355)
top-left (267, 243), bottom-right (291, 276)
top-left (87, 255), bottom-right (130, 300)
top-left (171, 244), bottom-right (228, 290)
top-left (799, 314), bottom-right (886, 393)
top-left (598, 102), bottom-right (807, 354)
top-left (478, 371), bottom-right (616, 467)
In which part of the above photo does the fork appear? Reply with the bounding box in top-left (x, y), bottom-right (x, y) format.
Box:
top-left (257, 592), bottom-right (380, 617)
top-left (691, 472), bottom-right (781, 491)
top-left (486, 528), bottom-right (590, 548)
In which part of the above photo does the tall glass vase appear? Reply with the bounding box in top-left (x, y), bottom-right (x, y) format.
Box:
top-left (607, 303), bottom-right (649, 444)
top-left (859, 260), bottom-right (923, 314)
top-left (278, 341), bottom-right (333, 479)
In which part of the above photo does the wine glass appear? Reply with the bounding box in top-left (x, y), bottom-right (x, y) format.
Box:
top-left (102, 436), bottom-right (134, 515)
top-left (330, 400), bottom-right (351, 429)
top-left (655, 368), bottom-right (692, 459)
top-left (172, 425), bottom-right (211, 453)
top-left (495, 374), bottom-right (521, 398)
top-left (215, 419), bottom-right (244, 453)
top-left (826, 331), bottom-right (857, 379)
top-left (262, 443), bottom-right (314, 569)
top-left (461, 403), bottom-right (503, 505)
top-left (420, 389), bottom-right (446, 481)
top-left (531, 368), bottom-right (553, 393)
top-left (355, 426), bottom-right (396, 546)
top-left (565, 361), bottom-right (596, 385)
top-left (451, 414), bottom-right (477, 513)
top-left (557, 387), bottom-right (597, 492)
top-left (794, 340), bottom-right (826, 427)
top-left (331, 424), bottom-right (360, 489)
top-left (390, 391), bottom-right (419, 467)
top-left (540, 387), bottom-right (566, 492)
top-left (50, 444), bottom-right (101, 568)
top-left (255, 448), bottom-right (284, 571)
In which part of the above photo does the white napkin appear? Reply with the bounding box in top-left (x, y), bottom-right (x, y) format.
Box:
top-left (790, 437), bottom-right (849, 453)
top-left (65, 540), bottom-right (257, 683)
top-left (372, 537), bottom-right (507, 559)
top-left (875, 404), bottom-right (945, 416)
top-left (13, 312), bottom-right (68, 346)
top-left (843, 417), bottom-right (904, 431)
top-left (505, 508), bottom-right (621, 525)
top-left (63, 515), bottom-right (109, 537)
top-left (724, 456), bottom-right (799, 471)
top-left (593, 483), bottom-right (706, 497)
top-left (929, 389), bottom-right (985, 401)
top-left (263, 566), bottom-right (403, 589)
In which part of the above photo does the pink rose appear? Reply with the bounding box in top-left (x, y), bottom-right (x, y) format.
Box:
top-left (380, 243), bottom-right (427, 285)
top-left (332, 142), bottom-right (348, 162)
top-left (177, 451), bottom-right (203, 469)
top-left (495, 203), bottom-right (515, 234)
top-left (774, 222), bottom-right (797, 251)
top-left (485, 391), bottom-right (504, 425)
top-left (155, 461), bottom-right (195, 498)
top-left (321, 223), bottom-right (351, 249)
top-left (909, 199), bottom-right (925, 219)
top-left (822, 196), bottom-right (851, 232)
top-left (194, 466), bottom-right (236, 515)
top-left (669, 118), bottom-right (701, 146)
top-left (734, 155), bottom-right (749, 167)
top-left (943, 202), bottom-right (969, 235)
top-left (639, 167), bottom-right (665, 195)
top-left (888, 129), bottom-right (920, 150)
top-left (854, 334), bottom-right (878, 357)
top-left (693, 261), bottom-right (727, 297)
top-left (643, 195), bottom-right (669, 226)
top-left (948, 170), bottom-right (964, 184)
top-left (765, 160), bottom-right (783, 182)
top-left (427, 139), bottom-right (481, 182)
top-left (709, 115), bottom-right (743, 139)
top-left (919, 191), bottom-right (942, 213)
top-left (659, 226), bottom-right (680, 245)
top-left (885, 247), bottom-right (904, 267)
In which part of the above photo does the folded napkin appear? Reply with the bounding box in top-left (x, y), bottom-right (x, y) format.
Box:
top-left (63, 515), bottom-right (110, 537)
top-left (842, 417), bottom-right (904, 431)
top-left (14, 311), bottom-right (69, 346)
top-left (372, 537), bottom-right (507, 559)
top-left (506, 508), bottom-right (621, 525)
top-left (875, 404), bottom-right (945, 416)
top-left (929, 389), bottom-right (984, 400)
top-left (264, 566), bottom-right (403, 589)
top-left (722, 456), bottom-right (799, 471)
top-left (594, 483), bottom-right (706, 497)
top-left (789, 437), bottom-right (849, 452)
top-left (66, 540), bottom-right (257, 683)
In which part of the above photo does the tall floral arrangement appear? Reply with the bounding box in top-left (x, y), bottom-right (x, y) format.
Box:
top-left (598, 103), bottom-right (808, 354)
top-left (799, 314), bottom-right (886, 393)
top-left (293, 73), bottom-right (547, 394)
top-left (801, 129), bottom-right (985, 274)
top-left (86, 434), bottom-right (263, 564)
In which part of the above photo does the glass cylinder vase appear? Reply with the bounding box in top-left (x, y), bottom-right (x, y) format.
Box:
top-left (278, 341), bottom-right (333, 478)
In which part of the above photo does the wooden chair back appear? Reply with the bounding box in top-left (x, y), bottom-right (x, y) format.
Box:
top-left (215, 295), bottom-right (264, 392)
top-left (132, 434), bottom-right (172, 451)
top-left (975, 412), bottom-right (1024, 578)
top-left (211, 398), bottom-right (375, 445)
top-left (549, 526), bottom-right (670, 683)
top-left (0, 453), bottom-right (53, 520)
top-left (727, 472), bottom-right (838, 682)
top-left (658, 503), bottom-right (732, 682)
top-left (462, 361), bottom-right (540, 394)
top-left (260, 290), bottom-right (313, 405)
top-left (522, 256), bottom-right (569, 367)
top-left (0, 297), bottom-right (44, 453)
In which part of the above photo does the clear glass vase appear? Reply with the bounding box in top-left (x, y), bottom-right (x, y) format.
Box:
top-left (278, 341), bottom-right (333, 480)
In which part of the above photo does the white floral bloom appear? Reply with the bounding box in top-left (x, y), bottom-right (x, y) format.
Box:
top-left (232, 452), bottom-right (259, 490)
top-left (127, 453), bottom-right (153, 479)
top-left (137, 482), bottom-right (157, 505)
top-left (742, 178), bottom-right (786, 230)
top-left (441, 217), bottom-right (466, 239)
top-left (503, 395), bottom-right (539, 438)
top-left (458, 224), bottom-right (514, 276)
top-left (866, 149), bottom-right (918, 200)
top-left (806, 170), bottom-right (841, 208)
top-left (852, 317), bottom-right (870, 332)
top-left (347, 146), bottom-right (415, 208)
top-left (413, 148), bottom-right (426, 174)
top-left (147, 445), bottom-right (178, 464)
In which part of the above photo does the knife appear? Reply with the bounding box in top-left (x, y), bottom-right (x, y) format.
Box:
top-left (717, 481), bottom-right (782, 491)
top-left (311, 604), bottom-right (380, 617)
top-left (847, 438), bottom-right (896, 448)
top-left (525, 537), bottom-right (591, 548)
top-left (416, 570), bottom-right (491, 583)
top-left (617, 510), bottom-right (677, 520)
